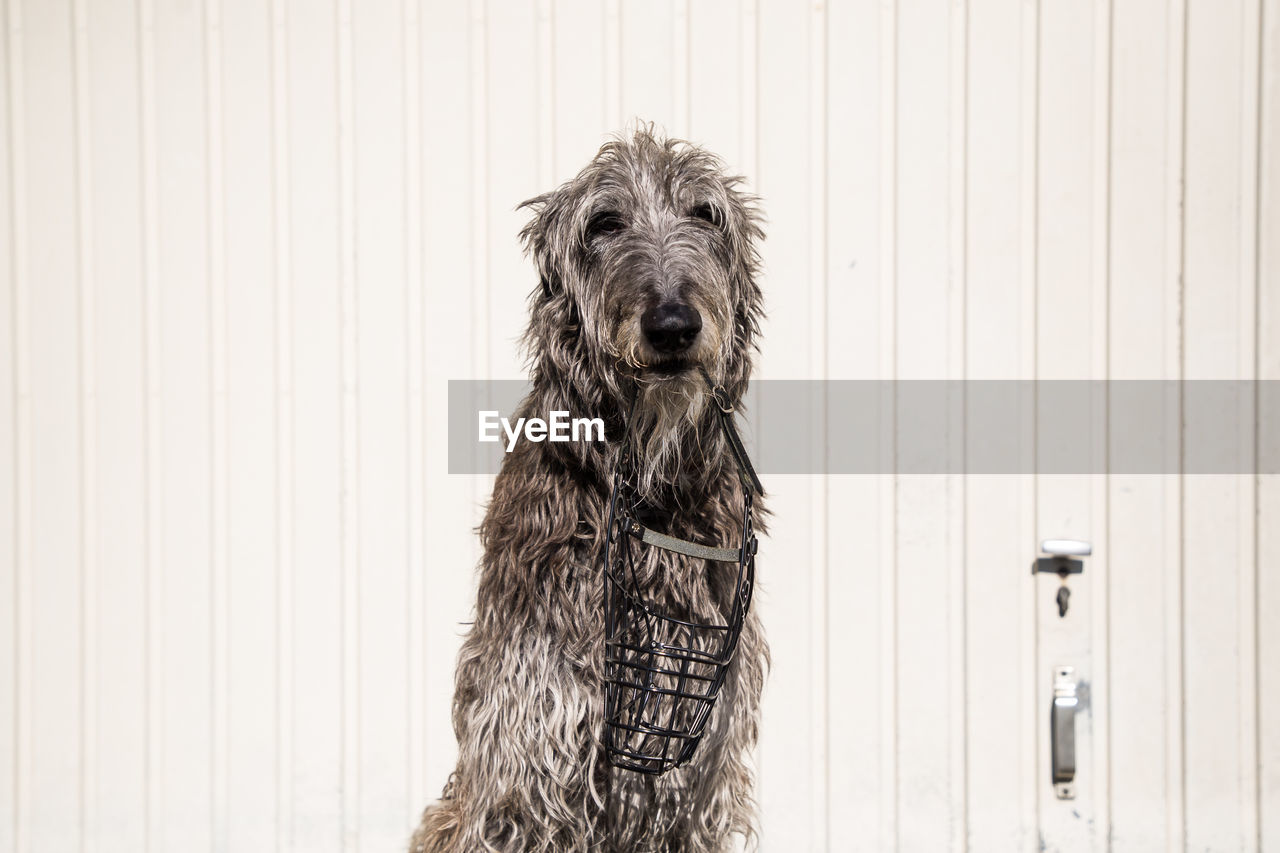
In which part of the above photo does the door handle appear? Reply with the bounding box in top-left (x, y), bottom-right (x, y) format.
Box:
top-left (1052, 666), bottom-right (1077, 799)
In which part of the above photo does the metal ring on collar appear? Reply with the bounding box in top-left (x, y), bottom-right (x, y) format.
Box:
top-left (710, 385), bottom-right (733, 413)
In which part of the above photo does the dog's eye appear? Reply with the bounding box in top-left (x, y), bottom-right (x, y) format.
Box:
top-left (586, 210), bottom-right (627, 241)
top-left (690, 203), bottom-right (723, 229)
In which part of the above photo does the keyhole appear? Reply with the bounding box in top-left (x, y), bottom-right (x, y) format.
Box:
top-left (1056, 585), bottom-right (1071, 618)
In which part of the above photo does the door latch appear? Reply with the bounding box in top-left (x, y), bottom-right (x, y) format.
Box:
top-left (1051, 666), bottom-right (1078, 799)
top-left (1036, 539), bottom-right (1091, 617)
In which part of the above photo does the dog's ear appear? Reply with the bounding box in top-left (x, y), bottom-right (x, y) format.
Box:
top-left (719, 178), bottom-right (765, 270)
top-left (518, 192), bottom-right (564, 298)
top-left (516, 188), bottom-right (586, 371)
top-left (720, 177), bottom-right (766, 345)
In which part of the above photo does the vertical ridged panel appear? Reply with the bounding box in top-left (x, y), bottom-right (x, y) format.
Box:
top-left (964, 1), bottom-right (1030, 849)
top-left (672, 0), bottom-right (690, 136)
top-left (269, 0), bottom-right (294, 847)
top-left (536, 0), bottom-right (554, 188)
top-left (878, 1), bottom-right (900, 848)
top-left (0, 0), bottom-right (14, 838)
top-left (557, 1), bottom-right (609, 170)
top-left (553, 0), bottom-right (608, 174)
top-left (1236, 4), bottom-right (1263, 850)
top-left (1182, 1), bottom-right (1257, 848)
top-left (1107, 0), bottom-right (1184, 848)
top-left (2, 0), bottom-right (31, 849)
top-left (1035, 2), bottom-right (1104, 849)
top-left (420, 0), bottom-right (478, 792)
top-left (219, 0), bottom-right (280, 849)
top-left (754, 0), bottom-right (818, 847)
top-left (470, 0), bottom-right (488, 382)
top-left (352, 0), bottom-right (412, 845)
top-left (1016, 0), bottom-right (1040, 847)
top-left (71, 1), bottom-right (98, 848)
top-left (1258, 5), bottom-right (1280, 848)
top-left (738, 0), bottom-right (756, 178)
top-left (825, 0), bottom-right (885, 846)
top-left (1164, 1), bottom-right (1188, 848)
top-left (403, 0), bottom-right (426, 830)
top-left (24, 2), bottom-right (85, 850)
top-left (484, 0), bottom-right (539, 383)
top-left (334, 0), bottom-right (359, 847)
top-left (947, 1), bottom-right (969, 847)
top-left (137, 0), bottom-right (165, 847)
top-left (286, 0), bottom-right (342, 848)
top-left (603, 0), bottom-right (622, 132)
top-left (894, 1), bottom-right (960, 848)
top-left (204, 0), bottom-right (229, 847)
top-left (806, 0), bottom-right (828, 846)
top-left (0, 0), bottom-right (18, 848)
top-left (1088, 0), bottom-right (1113, 843)
top-left (686, 0), bottom-right (743, 164)
top-left (619, 0), bottom-right (675, 125)
top-left (154, 0), bottom-right (214, 843)
top-left (468, 0), bottom-right (491, 556)
top-left (420, 0), bottom-right (478, 804)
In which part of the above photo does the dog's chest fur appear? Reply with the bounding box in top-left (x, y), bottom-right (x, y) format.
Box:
top-left (476, 408), bottom-right (756, 640)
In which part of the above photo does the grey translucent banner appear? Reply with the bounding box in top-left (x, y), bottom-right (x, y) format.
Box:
top-left (448, 380), bottom-right (1279, 475)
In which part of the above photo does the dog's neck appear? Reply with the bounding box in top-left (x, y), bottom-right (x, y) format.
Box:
top-left (524, 365), bottom-right (740, 514)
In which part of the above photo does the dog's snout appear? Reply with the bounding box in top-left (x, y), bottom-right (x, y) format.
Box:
top-left (642, 303), bottom-right (703, 355)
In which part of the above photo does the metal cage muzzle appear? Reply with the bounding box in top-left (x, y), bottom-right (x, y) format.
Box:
top-left (601, 374), bottom-right (763, 775)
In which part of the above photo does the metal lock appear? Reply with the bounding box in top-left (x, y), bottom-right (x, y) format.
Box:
top-left (1036, 539), bottom-right (1091, 618)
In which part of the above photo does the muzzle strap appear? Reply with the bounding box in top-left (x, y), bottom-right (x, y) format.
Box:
top-left (700, 368), bottom-right (765, 498)
top-left (624, 519), bottom-right (744, 563)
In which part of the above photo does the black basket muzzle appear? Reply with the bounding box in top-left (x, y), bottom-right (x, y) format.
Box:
top-left (601, 375), bottom-right (764, 774)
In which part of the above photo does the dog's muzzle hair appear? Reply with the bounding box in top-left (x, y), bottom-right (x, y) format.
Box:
top-left (410, 124), bottom-right (767, 853)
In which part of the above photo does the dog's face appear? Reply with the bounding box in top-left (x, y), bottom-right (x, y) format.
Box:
top-left (519, 128), bottom-right (764, 404)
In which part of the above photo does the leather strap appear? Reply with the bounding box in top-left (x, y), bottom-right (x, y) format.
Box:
top-left (609, 371), bottom-right (764, 565)
top-left (700, 368), bottom-right (765, 498)
top-left (623, 518), bottom-right (744, 563)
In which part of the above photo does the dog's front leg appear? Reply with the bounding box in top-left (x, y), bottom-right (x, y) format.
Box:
top-left (411, 620), bottom-right (605, 853)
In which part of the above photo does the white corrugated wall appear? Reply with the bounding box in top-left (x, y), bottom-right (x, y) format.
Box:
top-left (1, 0), bottom-right (1277, 851)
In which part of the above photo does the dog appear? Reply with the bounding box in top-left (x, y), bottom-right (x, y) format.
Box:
top-left (411, 125), bottom-right (768, 853)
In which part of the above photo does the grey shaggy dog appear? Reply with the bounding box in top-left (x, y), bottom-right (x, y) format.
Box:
top-left (410, 126), bottom-right (768, 853)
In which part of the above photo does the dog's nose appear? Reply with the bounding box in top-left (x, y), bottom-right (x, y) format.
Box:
top-left (642, 303), bottom-right (702, 355)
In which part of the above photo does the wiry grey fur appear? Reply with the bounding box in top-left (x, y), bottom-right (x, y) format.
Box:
top-left (410, 126), bottom-right (768, 853)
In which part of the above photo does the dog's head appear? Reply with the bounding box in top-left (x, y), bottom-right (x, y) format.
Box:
top-left (519, 126), bottom-right (765, 414)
